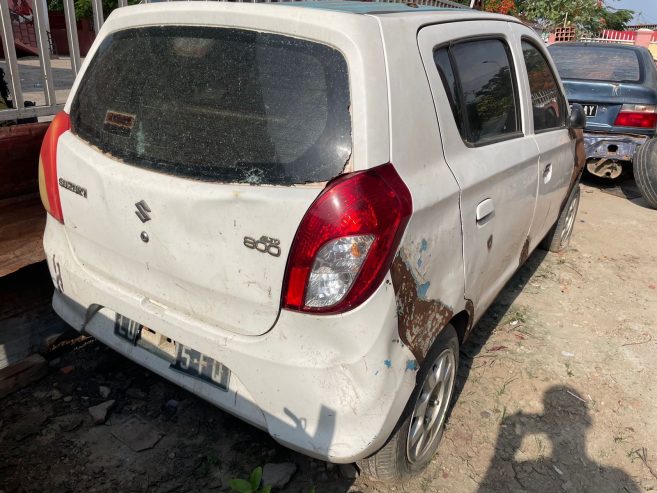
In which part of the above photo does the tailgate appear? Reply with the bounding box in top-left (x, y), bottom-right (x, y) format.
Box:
top-left (57, 134), bottom-right (318, 336)
top-left (60, 24), bottom-right (352, 336)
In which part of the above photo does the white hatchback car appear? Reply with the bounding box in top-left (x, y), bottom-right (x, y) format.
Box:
top-left (40, 1), bottom-right (585, 481)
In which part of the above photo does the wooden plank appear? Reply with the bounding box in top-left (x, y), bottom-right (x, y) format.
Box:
top-left (0, 122), bottom-right (49, 200)
top-left (0, 353), bottom-right (47, 399)
top-left (0, 194), bottom-right (46, 277)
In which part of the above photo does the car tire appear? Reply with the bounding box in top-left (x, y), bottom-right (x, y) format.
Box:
top-left (357, 325), bottom-right (459, 482)
top-left (634, 138), bottom-right (657, 210)
top-left (540, 184), bottom-right (581, 253)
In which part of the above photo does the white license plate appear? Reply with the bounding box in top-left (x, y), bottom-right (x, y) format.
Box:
top-left (171, 344), bottom-right (230, 391)
top-left (114, 314), bottom-right (230, 391)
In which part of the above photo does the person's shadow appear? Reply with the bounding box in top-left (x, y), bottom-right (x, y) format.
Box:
top-left (477, 385), bottom-right (640, 493)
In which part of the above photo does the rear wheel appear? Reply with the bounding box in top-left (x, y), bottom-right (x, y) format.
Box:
top-left (634, 138), bottom-right (657, 209)
top-left (358, 326), bottom-right (459, 482)
top-left (540, 184), bottom-right (581, 253)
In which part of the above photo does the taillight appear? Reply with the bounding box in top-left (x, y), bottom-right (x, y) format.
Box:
top-left (613, 104), bottom-right (657, 129)
top-left (38, 111), bottom-right (70, 223)
top-left (283, 163), bottom-right (412, 314)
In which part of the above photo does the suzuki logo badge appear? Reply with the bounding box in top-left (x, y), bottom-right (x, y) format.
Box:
top-left (135, 200), bottom-right (152, 223)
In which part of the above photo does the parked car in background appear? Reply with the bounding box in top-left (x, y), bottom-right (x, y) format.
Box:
top-left (40, 2), bottom-right (585, 481)
top-left (549, 42), bottom-right (657, 208)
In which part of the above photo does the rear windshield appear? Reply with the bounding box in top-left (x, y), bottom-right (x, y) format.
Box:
top-left (71, 26), bottom-right (351, 185)
top-left (548, 45), bottom-right (641, 83)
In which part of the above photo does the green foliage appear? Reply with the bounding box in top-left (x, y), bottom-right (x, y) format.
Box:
top-left (48, 0), bottom-right (139, 19)
top-left (229, 467), bottom-right (272, 493)
top-left (600, 8), bottom-right (634, 31)
top-left (483, 0), bottom-right (634, 35)
top-left (522, 0), bottom-right (601, 32)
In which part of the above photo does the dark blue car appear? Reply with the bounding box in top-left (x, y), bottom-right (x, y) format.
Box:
top-left (549, 42), bottom-right (657, 208)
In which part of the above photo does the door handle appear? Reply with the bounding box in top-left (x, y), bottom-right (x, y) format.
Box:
top-left (543, 162), bottom-right (553, 183)
top-left (476, 198), bottom-right (495, 223)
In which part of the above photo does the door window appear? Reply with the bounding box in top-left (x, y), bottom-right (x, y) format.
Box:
top-left (434, 39), bottom-right (521, 146)
top-left (521, 41), bottom-right (567, 132)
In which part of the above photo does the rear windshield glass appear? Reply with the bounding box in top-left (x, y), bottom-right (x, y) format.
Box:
top-left (548, 45), bottom-right (641, 83)
top-left (71, 26), bottom-right (351, 185)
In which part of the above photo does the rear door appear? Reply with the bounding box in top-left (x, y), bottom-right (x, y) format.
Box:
top-left (418, 21), bottom-right (539, 316)
top-left (58, 25), bottom-right (353, 336)
top-left (514, 32), bottom-right (573, 245)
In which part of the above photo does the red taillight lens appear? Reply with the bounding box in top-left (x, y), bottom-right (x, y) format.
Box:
top-left (283, 163), bottom-right (413, 314)
top-left (38, 111), bottom-right (70, 223)
top-left (614, 104), bottom-right (657, 129)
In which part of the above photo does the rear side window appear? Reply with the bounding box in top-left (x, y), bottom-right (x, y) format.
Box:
top-left (434, 39), bottom-right (520, 145)
top-left (522, 41), bottom-right (566, 132)
top-left (434, 47), bottom-right (464, 139)
top-left (71, 26), bottom-right (351, 185)
top-left (549, 45), bottom-right (641, 83)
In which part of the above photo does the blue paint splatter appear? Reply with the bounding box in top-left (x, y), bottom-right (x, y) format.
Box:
top-left (406, 360), bottom-right (418, 371)
top-left (418, 281), bottom-right (430, 299)
top-left (419, 239), bottom-right (428, 252)
top-left (417, 258), bottom-right (423, 268)
top-left (384, 360), bottom-right (392, 368)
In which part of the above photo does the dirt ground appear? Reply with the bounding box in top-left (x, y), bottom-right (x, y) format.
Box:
top-left (1, 179), bottom-right (656, 493)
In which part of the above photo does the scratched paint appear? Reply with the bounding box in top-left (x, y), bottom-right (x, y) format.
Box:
top-left (390, 250), bottom-right (454, 362)
top-left (417, 281), bottom-right (430, 299)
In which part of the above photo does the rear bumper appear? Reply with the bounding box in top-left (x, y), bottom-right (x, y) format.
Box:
top-left (44, 217), bottom-right (416, 462)
top-left (583, 132), bottom-right (649, 162)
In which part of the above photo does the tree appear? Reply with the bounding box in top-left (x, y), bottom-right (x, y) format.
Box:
top-left (480, 0), bottom-right (634, 35)
top-left (600, 8), bottom-right (634, 31)
top-left (483, 0), bottom-right (516, 15)
top-left (521, 0), bottom-right (601, 32)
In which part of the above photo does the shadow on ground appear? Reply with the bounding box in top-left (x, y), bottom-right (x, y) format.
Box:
top-left (476, 384), bottom-right (641, 492)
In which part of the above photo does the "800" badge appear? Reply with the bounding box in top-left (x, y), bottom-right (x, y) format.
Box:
top-left (243, 235), bottom-right (281, 258)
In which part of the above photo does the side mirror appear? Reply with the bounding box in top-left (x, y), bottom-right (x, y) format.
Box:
top-left (568, 103), bottom-right (586, 129)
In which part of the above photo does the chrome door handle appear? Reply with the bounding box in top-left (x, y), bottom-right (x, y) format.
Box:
top-left (476, 198), bottom-right (495, 223)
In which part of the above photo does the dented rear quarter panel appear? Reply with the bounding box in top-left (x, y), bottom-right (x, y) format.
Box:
top-left (376, 16), bottom-right (466, 362)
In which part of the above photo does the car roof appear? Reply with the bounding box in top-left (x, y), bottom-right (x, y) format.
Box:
top-left (548, 42), bottom-right (645, 53)
top-left (277, 0), bottom-right (463, 15)
top-left (108, 1), bottom-right (517, 36)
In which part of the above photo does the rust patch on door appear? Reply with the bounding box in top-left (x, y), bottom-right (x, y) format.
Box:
top-left (561, 128), bottom-right (586, 213)
top-left (463, 299), bottom-right (475, 341)
top-left (390, 253), bottom-right (453, 363)
top-left (519, 236), bottom-right (530, 267)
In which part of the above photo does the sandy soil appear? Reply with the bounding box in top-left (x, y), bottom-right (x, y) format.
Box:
top-left (1, 181), bottom-right (656, 493)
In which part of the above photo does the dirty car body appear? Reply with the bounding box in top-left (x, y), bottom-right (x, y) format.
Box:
top-left (548, 43), bottom-right (657, 179)
top-left (40, 1), bottom-right (581, 477)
